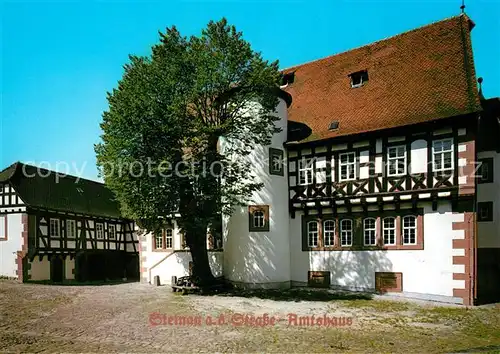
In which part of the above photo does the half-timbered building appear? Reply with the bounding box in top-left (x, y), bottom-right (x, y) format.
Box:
top-left (137, 14), bottom-right (499, 304)
top-left (0, 162), bottom-right (139, 282)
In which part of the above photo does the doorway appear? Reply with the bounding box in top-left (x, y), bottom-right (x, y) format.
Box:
top-left (51, 256), bottom-right (64, 282)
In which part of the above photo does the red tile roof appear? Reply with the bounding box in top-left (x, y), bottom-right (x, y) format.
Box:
top-left (283, 14), bottom-right (482, 143)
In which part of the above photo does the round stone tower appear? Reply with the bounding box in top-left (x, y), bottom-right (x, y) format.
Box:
top-left (222, 91), bottom-right (292, 289)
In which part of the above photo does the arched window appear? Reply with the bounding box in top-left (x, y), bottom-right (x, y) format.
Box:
top-left (165, 228), bottom-right (173, 248)
top-left (383, 217), bottom-right (396, 245)
top-left (402, 216), bottom-right (417, 245)
top-left (253, 210), bottom-right (265, 228)
top-left (363, 218), bottom-right (377, 246)
top-left (323, 220), bottom-right (335, 246)
top-left (307, 221), bottom-right (319, 247)
top-left (248, 205), bottom-right (269, 232)
top-left (340, 219), bottom-right (353, 246)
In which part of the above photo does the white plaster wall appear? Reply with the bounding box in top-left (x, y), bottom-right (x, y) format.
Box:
top-left (30, 258), bottom-right (50, 281)
top-left (149, 251), bottom-right (223, 285)
top-left (0, 213), bottom-right (23, 278)
top-left (140, 221), bottom-right (183, 270)
top-left (477, 151), bottom-right (500, 248)
top-left (140, 221), bottom-right (223, 284)
top-left (289, 202), bottom-right (463, 297)
top-left (222, 97), bottom-right (291, 286)
top-left (142, 231), bottom-right (174, 271)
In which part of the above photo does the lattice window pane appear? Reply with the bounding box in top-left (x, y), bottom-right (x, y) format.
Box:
top-left (155, 233), bottom-right (163, 249)
top-left (340, 219), bottom-right (353, 246)
top-left (165, 229), bottom-right (173, 248)
top-left (402, 216), bottom-right (417, 244)
top-left (323, 220), bottom-right (335, 246)
top-left (364, 218), bottom-right (377, 245)
top-left (308, 221), bottom-right (319, 247)
top-left (383, 217), bottom-right (396, 245)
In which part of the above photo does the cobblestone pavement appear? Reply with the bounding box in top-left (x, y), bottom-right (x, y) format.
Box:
top-left (0, 280), bottom-right (357, 353)
top-left (1, 280), bottom-right (499, 353)
top-left (0, 280), bottom-right (226, 353)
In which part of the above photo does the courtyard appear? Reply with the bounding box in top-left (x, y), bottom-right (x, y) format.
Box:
top-left (0, 280), bottom-right (499, 353)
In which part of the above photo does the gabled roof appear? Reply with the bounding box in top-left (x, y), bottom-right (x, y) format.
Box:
top-left (0, 162), bottom-right (124, 219)
top-left (283, 14), bottom-right (482, 143)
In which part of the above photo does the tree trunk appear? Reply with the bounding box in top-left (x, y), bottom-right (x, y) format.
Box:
top-left (176, 136), bottom-right (221, 287)
top-left (184, 228), bottom-right (216, 286)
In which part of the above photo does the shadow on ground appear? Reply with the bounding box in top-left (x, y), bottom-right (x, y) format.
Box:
top-left (452, 345), bottom-right (500, 353)
top-left (212, 288), bottom-right (374, 302)
top-left (24, 279), bottom-right (140, 286)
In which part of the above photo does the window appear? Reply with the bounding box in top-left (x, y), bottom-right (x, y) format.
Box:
top-left (96, 223), bottom-right (104, 239)
top-left (402, 216), bottom-right (417, 245)
top-left (307, 221), bottom-right (319, 247)
top-left (165, 228), bottom-right (173, 248)
top-left (349, 70), bottom-right (369, 88)
top-left (363, 218), bottom-right (377, 246)
top-left (0, 215), bottom-right (6, 240)
top-left (248, 205), bottom-right (270, 232)
top-left (50, 219), bottom-right (60, 237)
top-left (269, 148), bottom-right (284, 176)
top-left (383, 217), bottom-right (396, 245)
top-left (478, 158), bottom-right (494, 184)
top-left (302, 211), bottom-right (424, 251)
top-left (340, 219), bottom-right (353, 246)
top-left (328, 121), bottom-right (339, 131)
top-left (339, 152), bottom-right (356, 181)
top-left (154, 231), bottom-right (163, 249)
top-left (108, 224), bottom-right (116, 240)
top-left (433, 139), bottom-right (454, 173)
top-left (387, 145), bottom-right (406, 176)
top-left (67, 220), bottom-right (76, 238)
top-left (478, 202), bottom-right (493, 222)
top-left (253, 211), bottom-right (265, 228)
top-left (299, 158), bottom-right (313, 185)
top-left (323, 220), bottom-right (335, 246)
top-left (281, 72), bottom-right (295, 86)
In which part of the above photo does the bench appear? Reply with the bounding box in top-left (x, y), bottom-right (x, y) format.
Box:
top-left (171, 276), bottom-right (227, 295)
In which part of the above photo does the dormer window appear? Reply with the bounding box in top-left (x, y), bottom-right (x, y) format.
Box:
top-left (328, 121), bottom-right (339, 131)
top-left (349, 70), bottom-right (368, 88)
top-left (281, 72), bottom-right (295, 86)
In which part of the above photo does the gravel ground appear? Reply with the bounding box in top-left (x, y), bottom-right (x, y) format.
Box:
top-left (0, 280), bottom-right (499, 353)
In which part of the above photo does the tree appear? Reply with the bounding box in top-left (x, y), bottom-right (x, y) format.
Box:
top-left (95, 18), bottom-right (282, 286)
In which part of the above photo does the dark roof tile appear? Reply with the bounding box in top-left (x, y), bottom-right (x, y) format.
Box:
top-left (283, 15), bottom-right (482, 142)
top-left (0, 162), bottom-right (124, 219)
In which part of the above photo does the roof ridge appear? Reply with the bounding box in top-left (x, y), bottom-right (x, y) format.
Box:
top-left (281, 14), bottom-right (471, 72)
top-left (0, 161), bottom-right (21, 182)
top-left (1, 161), bottom-right (105, 185)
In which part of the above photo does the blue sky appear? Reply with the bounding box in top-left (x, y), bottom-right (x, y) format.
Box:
top-left (1, 0), bottom-right (499, 181)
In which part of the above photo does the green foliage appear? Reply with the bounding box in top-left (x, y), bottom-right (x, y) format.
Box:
top-left (95, 18), bottom-right (282, 239)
